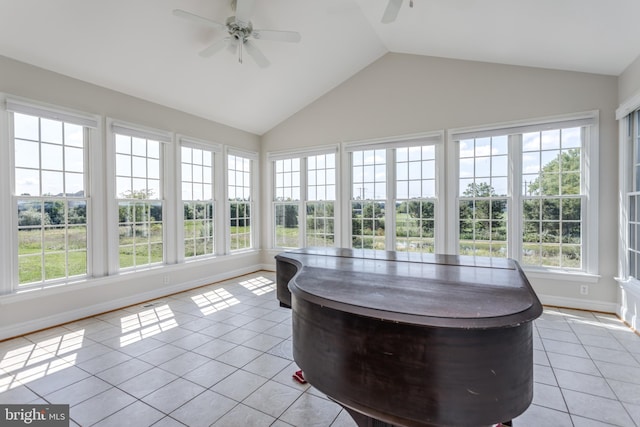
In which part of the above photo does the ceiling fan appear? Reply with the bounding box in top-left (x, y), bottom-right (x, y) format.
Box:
top-left (173, 0), bottom-right (301, 68)
top-left (381, 0), bottom-right (414, 23)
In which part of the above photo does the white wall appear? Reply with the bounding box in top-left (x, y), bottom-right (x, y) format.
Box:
top-left (0, 56), bottom-right (263, 340)
top-left (619, 54), bottom-right (640, 104)
top-left (262, 53), bottom-right (620, 312)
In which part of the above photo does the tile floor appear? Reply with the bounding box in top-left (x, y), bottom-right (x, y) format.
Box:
top-left (1, 271), bottom-right (640, 426)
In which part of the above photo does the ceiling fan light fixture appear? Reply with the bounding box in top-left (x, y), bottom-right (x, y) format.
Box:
top-left (174, 0), bottom-right (300, 67)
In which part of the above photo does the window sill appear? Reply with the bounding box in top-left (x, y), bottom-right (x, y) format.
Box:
top-left (616, 277), bottom-right (640, 292)
top-left (522, 266), bottom-right (600, 283)
top-left (229, 248), bottom-right (259, 256)
top-left (0, 251), bottom-right (262, 305)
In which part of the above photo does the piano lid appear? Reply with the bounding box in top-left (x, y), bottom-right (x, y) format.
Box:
top-left (278, 248), bottom-right (542, 329)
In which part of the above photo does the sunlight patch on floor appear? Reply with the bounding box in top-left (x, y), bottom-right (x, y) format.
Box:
top-left (191, 288), bottom-right (240, 315)
top-left (239, 276), bottom-right (276, 296)
top-left (119, 305), bottom-right (178, 346)
top-left (0, 331), bottom-right (84, 391)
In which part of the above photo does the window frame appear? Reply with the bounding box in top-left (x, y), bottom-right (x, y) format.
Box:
top-left (455, 134), bottom-right (510, 258)
top-left (343, 133), bottom-right (445, 253)
top-left (107, 119), bottom-right (172, 273)
top-left (226, 148), bottom-right (259, 253)
top-left (268, 145), bottom-right (339, 250)
top-left (273, 157), bottom-right (302, 249)
top-left (178, 136), bottom-right (222, 261)
top-left (622, 110), bottom-right (640, 284)
top-left (305, 152), bottom-right (338, 248)
top-left (3, 95), bottom-right (101, 293)
top-left (448, 111), bottom-right (599, 275)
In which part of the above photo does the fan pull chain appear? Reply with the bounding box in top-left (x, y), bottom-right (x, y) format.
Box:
top-left (238, 40), bottom-right (243, 64)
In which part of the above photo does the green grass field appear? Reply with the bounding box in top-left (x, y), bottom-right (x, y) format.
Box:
top-left (18, 227), bottom-right (87, 284)
top-left (18, 220), bottom-right (580, 285)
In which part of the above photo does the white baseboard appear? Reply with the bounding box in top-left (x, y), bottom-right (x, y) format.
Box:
top-left (0, 264), bottom-right (262, 341)
top-left (617, 281), bottom-right (640, 331)
top-left (538, 293), bottom-right (617, 314)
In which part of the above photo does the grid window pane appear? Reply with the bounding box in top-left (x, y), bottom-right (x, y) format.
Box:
top-left (275, 204), bottom-right (300, 248)
top-left (116, 134), bottom-right (164, 268)
top-left (395, 145), bottom-right (437, 253)
top-left (14, 112), bottom-right (88, 286)
top-left (304, 154), bottom-right (336, 247)
top-left (522, 127), bottom-right (583, 268)
top-left (458, 136), bottom-right (509, 257)
top-left (351, 150), bottom-right (386, 247)
top-left (271, 154), bottom-right (336, 249)
top-left (229, 154), bottom-right (252, 251)
top-left (182, 147), bottom-right (215, 258)
top-left (306, 201), bottom-right (335, 247)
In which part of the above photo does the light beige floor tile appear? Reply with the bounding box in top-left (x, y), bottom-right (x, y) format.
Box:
top-left (93, 401), bottom-right (165, 427)
top-left (170, 389), bottom-right (236, 427)
top-left (211, 403), bottom-right (276, 427)
top-left (141, 377), bottom-right (206, 413)
top-left (211, 369), bottom-right (268, 401)
top-left (243, 380), bottom-right (303, 418)
top-left (71, 387), bottom-right (136, 426)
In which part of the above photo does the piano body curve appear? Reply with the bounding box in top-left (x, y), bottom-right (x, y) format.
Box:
top-left (276, 248), bottom-right (543, 427)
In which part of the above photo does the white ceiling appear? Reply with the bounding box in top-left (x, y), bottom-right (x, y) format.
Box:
top-left (1, 0), bottom-right (639, 135)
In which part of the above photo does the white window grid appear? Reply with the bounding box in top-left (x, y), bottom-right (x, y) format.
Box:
top-left (521, 128), bottom-right (583, 269)
top-left (351, 149), bottom-right (387, 250)
top-left (274, 158), bottom-right (300, 248)
top-left (271, 154), bottom-right (337, 249)
top-left (115, 134), bottom-right (164, 269)
top-left (228, 154), bottom-right (252, 251)
top-left (13, 112), bottom-right (89, 286)
top-left (306, 154), bottom-right (336, 247)
top-left (457, 135), bottom-right (509, 258)
top-left (182, 146), bottom-right (215, 258)
top-left (395, 145), bottom-right (437, 253)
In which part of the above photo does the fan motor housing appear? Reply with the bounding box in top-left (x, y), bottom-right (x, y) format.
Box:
top-left (226, 16), bottom-right (252, 42)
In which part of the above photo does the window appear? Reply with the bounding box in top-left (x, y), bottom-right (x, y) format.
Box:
top-left (628, 111), bottom-right (640, 279)
top-left (346, 135), bottom-right (442, 253)
top-left (306, 153), bottom-right (336, 247)
top-left (451, 112), bottom-right (597, 272)
top-left (115, 130), bottom-right (164, 269)
top-left (270, 151), bottom-right (336, 249)
top-left (351, 149), bottom-right (387, 250)
top-left (458, 136), bottom-right (509, 257)
top-left (521, 128), bottom-right (582, 268)
top-left (13, 112), bottom-right (89, 285)
top-left (395, 146), bottom-right (436, 253)
top-left (182, 145), bottom-right (215, 258)
top-left (274, 158), bottom-right (300, 248)
top-left (228, 153), bottom-right (253, 251)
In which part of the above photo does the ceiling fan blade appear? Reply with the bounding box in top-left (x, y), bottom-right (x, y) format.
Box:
top-left (244, 41), bottom-right (270, 68)
top-left (381, 0), bottom-right (403, 23)
top-left (173, 9), bottom-right (225, 30)
top-left (252, 29), bottom-right (301, 43)
top-left (199, 38), bottom-right (228, 58)
top-left (234, 0), bottom-right (255, 26)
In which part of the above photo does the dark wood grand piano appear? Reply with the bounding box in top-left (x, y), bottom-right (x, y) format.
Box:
top-left (276, 247), bottom-right (543, 427)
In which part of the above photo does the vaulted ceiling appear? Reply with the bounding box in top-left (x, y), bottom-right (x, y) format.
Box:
top-left (1, 0), bottom-right (639, 135)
